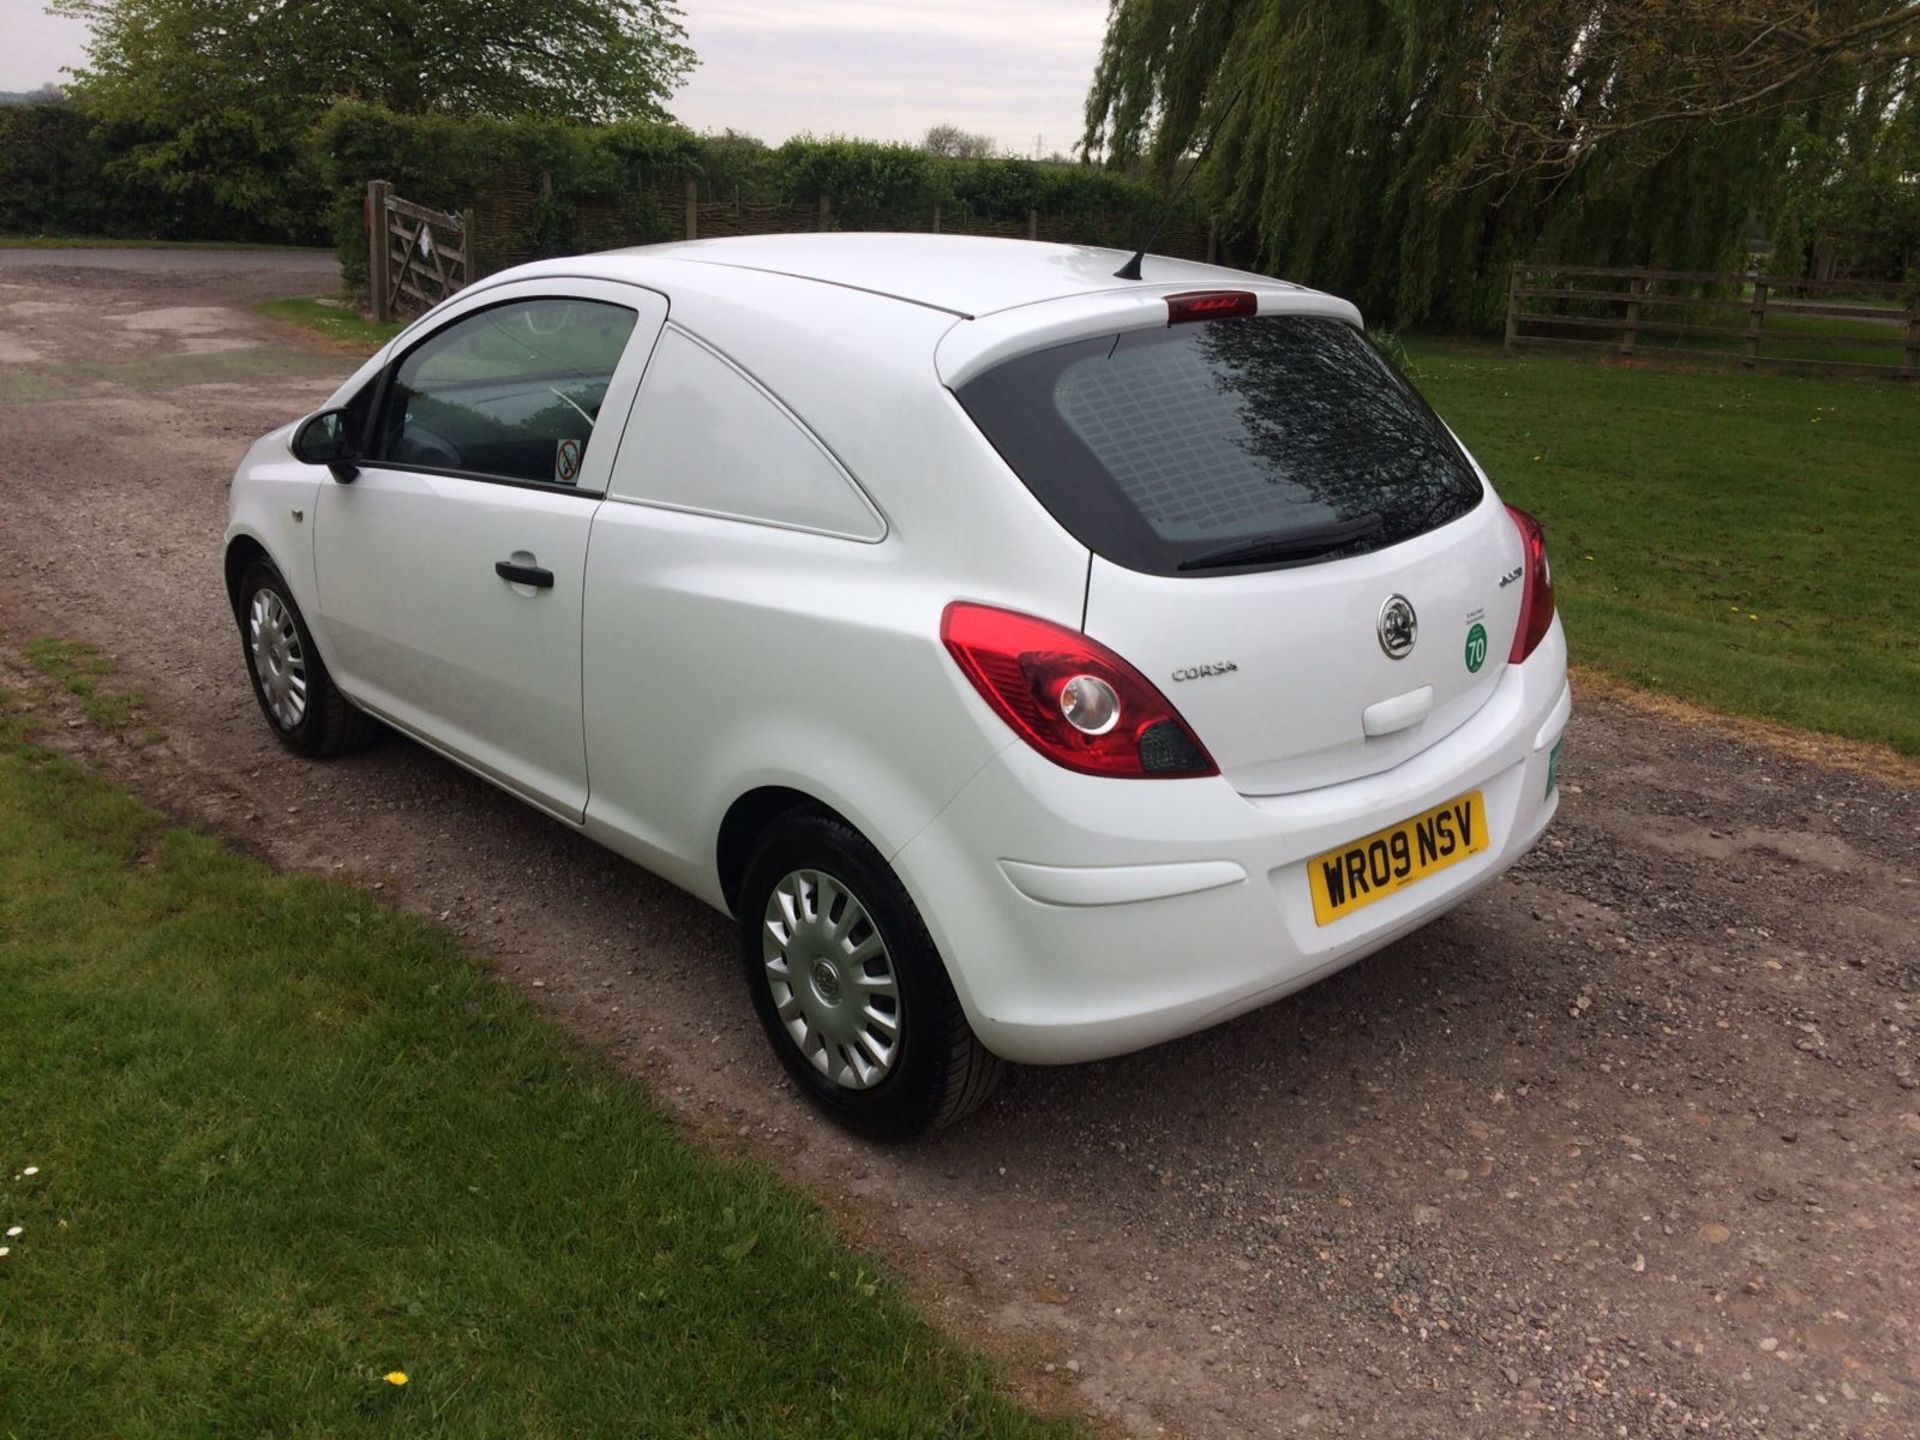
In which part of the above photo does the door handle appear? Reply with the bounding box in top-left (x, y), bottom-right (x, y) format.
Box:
top-left (494, 560), bottom-right (554, 589)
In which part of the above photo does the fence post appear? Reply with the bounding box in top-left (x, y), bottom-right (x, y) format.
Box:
top-left (684, 179), bottom-right (698, 241)
top-left (460, 207), bottom-right (475, 284)
top-left (1901, 294), bottom-right (1918, 382)
top-left (931, 204), bottom-right (941, 234)
top-left (1206, 216), bottom-right (1218, 265)
top-left (817, 194), bottom-right (831, 231)
top-left (367, 180), bottom-right (392, 324)
top-left (1503, 262), bottom-right (1521, 351)
top-left (1745, 274), bottom-right (1769, 369)
top-left (1621, 274), bottom-right (1647, 357)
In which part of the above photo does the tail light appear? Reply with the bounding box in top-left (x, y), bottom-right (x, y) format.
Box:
top-left (941, 603), bottom-right (1217, 779)
top-left (1506, 505), bottom-right (1556, 663)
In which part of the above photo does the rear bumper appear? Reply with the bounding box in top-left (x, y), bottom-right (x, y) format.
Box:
top-left (894, 619), bottom-right (1570, 1064)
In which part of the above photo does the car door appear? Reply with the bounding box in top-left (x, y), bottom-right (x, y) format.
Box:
top-left (313, 279), bottom-right (667, 821)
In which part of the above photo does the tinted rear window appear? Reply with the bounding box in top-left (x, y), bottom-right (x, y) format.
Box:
top-left (955, 315), bottom-right (1482, 575)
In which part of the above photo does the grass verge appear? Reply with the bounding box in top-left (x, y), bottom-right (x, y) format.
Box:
top-left (1410, 340), bottom-right (1920, 754)
top-left (23, 636), bottom-right (152, 741)
top-left (0, 686), bottom-right (1079, 1439)
top-left (257, 296), bottom-right (406, 350)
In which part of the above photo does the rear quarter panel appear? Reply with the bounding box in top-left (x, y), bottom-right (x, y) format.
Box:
top-left (578, 269), bottom-right (1092, 907)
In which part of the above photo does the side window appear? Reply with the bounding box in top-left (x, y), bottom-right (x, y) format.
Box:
top-left (376, 298), bottom-right (638, 487)
top-left (610, 328), bottom-right (884, 540)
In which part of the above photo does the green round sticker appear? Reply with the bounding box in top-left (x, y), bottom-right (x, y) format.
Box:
top-left (1464, 621), bottom-right (1488, 673)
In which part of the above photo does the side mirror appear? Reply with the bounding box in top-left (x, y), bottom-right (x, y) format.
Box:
top-left (291, 408), bottom-right (360, 481)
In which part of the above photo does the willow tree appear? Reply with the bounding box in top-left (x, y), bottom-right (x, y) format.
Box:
top-left (1084, 1), bottom-right (1920, 328)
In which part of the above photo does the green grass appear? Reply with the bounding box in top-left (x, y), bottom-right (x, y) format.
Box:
top-left (0, 689), bottom-right (1080, 1439)
top-left (257, 296), bottom-right (407, 350)
top-left (24, 636), bottom-right (152, 741)
top-left (1410, 339), bottom-right (1920, 752)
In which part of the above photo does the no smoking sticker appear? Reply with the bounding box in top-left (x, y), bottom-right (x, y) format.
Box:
top-left (555, 437), bottom-right (583, 485)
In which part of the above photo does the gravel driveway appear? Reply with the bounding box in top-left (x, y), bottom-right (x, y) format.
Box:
top-left (2, 250), bottom-right (1916, 1439)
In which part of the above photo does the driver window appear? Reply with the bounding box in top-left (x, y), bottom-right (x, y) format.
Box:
top-left (376, 298), bottom-right (638, 487)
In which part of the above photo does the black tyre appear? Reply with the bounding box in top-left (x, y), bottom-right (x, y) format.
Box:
top-left (739, 810), bottom-right (1003, 1140)
top-left (236, 559), bottom-right (380, 758)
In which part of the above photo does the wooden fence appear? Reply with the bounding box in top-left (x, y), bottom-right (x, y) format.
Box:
top-left (1506, 263), bottom-right (1920, 380)
top-left (366, 181), bottom-right (473, 323)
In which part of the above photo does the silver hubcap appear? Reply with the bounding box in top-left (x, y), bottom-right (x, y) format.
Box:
top-left (248, 587), bottom-right (308, 729)
top-left (763, 869), bottom-right (901, 1090)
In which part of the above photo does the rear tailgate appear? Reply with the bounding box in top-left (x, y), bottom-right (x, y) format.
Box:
top-left (1084, 503), bottom-right (1524, 795)
top-left (945, 283), bottom-right (1526, 795)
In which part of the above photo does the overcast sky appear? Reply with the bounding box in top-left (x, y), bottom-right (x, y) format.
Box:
top-left (0, 0), bottom-right (1107, 155)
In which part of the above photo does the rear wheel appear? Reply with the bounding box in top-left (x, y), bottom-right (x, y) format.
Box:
top-left (738, 811), bottom-right (1002, 1139)
top-left (236, 559), bottom-right (379, 757)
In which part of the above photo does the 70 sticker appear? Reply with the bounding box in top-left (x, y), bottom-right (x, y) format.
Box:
top-left (1464, 621), bottom-right (1489, 673)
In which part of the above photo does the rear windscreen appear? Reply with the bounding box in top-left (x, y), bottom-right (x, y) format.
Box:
top-left (955, 315), bottom-right (1483, 575)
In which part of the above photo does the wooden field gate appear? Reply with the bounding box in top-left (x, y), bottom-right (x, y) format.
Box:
top-left (365, 180), bottom-right (474, 323)
top-left (1506, 262), bottom-right (1920, 380)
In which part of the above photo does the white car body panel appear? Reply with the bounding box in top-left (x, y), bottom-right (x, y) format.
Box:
top-left (635, 231), bottom-right (1307, 319)
top-left (314, 473), bottom-right (600, 818)
top-left (898, 621), bottom-right (1568, 1062)
top-left (580, 271), bottom-right (1090, 902)
top-left (1082, 501), bottom-right (1524, 796)
top-left (225, 235), bottom-right (1570, 1070)
top-left (225, 422), bottom-right (323, 613)
top-left (308, 278), bottom-right (667, 819)
top-left (933, 285), bottom-right (1360, 388)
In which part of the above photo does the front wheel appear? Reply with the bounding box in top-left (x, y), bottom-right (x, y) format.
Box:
top-left (236, 559), bottom-right (379, 757)
top-left (739, 811), bottom-right (1002, 1140)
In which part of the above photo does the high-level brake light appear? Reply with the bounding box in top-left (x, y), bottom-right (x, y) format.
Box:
top-left (1165, 291), bottom-right (1258, 325)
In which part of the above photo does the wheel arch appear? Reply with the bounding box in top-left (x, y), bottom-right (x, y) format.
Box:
top-left (223, 533), bottom-right (272, 621)
top-left (715, 785), bottom-right (861, 917)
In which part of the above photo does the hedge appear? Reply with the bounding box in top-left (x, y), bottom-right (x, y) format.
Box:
top-left (2, 98), bottom-right (1205, 286)
top-left (0, 104), bottom-right (195, 239)
top-left (312, 103), bottom-right (1202, 293)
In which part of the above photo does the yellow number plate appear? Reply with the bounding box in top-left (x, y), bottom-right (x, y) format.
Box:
top-left (1308, 790), bottom-right (1489, 926)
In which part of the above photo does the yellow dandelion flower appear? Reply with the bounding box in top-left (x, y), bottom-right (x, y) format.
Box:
top-left (384, 1371), bottom-right (409, 1387)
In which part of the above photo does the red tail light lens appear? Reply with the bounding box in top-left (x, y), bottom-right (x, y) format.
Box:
top-left (941, 603), bottom-right (1218, 779)
top-left (1165, 290), bottom-right (1258, 324)
top-left (1506, 505), bottom-right (1556, 664)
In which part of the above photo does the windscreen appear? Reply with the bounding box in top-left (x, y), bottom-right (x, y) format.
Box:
top-left (955, 315), bottom-right (1483, 575)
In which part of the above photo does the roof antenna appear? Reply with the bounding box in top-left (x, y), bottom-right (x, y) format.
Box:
top-left (1114, 83), bottom-right (1246, 281)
